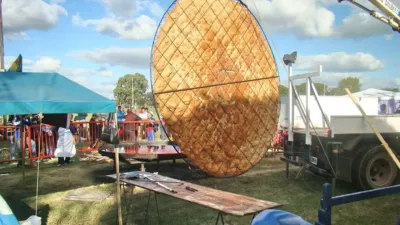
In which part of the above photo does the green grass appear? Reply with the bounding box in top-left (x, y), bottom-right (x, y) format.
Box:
top-left (0, 155), bottom-right (399, 225)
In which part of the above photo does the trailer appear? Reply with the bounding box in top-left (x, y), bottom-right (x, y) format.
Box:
top-left (279, 57), bottom-right (400, 190)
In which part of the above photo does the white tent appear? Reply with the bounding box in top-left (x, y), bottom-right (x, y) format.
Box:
top-left (279, 95), bottom-right (378, 129)
top-left (350, 88), bottom-right (400, 100)
top-left (348, 88), bottom-right (400, 114)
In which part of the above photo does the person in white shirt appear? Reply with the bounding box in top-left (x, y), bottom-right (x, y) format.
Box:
top-left (137, 107), bottom-right (149, 139)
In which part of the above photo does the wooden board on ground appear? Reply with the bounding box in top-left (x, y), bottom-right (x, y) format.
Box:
top-left (65, 190), bottom-right (112, 202)
top-left (107, 172), bottom-right (281, 216)
top-left (124, 158), bottom-right (145, 165)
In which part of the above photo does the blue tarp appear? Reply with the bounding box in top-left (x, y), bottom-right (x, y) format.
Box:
top-left (0, 72), bottom-right (116, 115)
top-left (251, 210), bottom-right (312, 225)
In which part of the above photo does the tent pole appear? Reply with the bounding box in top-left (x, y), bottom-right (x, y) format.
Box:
top-left (114, 112), bottom-right (123, 225)
top-left (20, 116), bottom-right (25, 185)
top-left (0, 0), bottom-right (6, 125)
top-left (0, 0), bottom-right (5, 71)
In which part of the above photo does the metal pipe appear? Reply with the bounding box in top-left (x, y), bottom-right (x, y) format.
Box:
top-left (0, 0), bottom-right (5, 71)
top-left (131, 78), bottom-right (134, 109)
top-left (309, 73), bottom-right (331, 130)
top-left (306, 77), bottom-right (311, 145)
top-left (339, 0), bottom-right (400, 31)
top-left (288, 63), bottom-right (294, 142)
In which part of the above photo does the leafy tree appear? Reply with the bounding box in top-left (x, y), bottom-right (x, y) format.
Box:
top-left (292, 82), bottom-right (328, 95)
top-left (328, 87), bottom-right (345, 96)
top-left (113, 73), bottom-right (148, 108)
top-left (136, 92), bottom-right (156, 108)
top-left (279, 85), bottom-right (289, 96)
top-left (313, 83), bottom-right (329, 95)
top-left (338, 77), bottom-right (361, 93)
top-left (383, 88), bottom-right (400, 92)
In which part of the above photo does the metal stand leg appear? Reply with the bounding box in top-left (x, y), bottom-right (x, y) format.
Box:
top-left (145, 191), bottom-right (151, 225)
top-left (251, 213), bottom-right (257, 223)
top-left (215, 212), bottom-right (225, 225)
top-left (145, 191), bottom-right (161, 225)
top-left (154, 193), bottom-right (161, 224)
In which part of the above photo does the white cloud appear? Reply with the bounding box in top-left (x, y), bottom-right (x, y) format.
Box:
top-left (243, 0), bottom-right (399, 39)
top-left (385, 34), bottom-right (394, 40)
top-left (296, 52), bottom-right (384, 72)
top-left (101, 0), bottom-right (138, 18)
top-left (51, 0), bottom-right (65, 3)
top-left (4, 55), bottom-right (115, 98)
top-left (283, 73), bottom-right (399, 91)
top-left (92, 83), bottom-right (116, 99)
top-left (324, 0), bottom-right (400, 38)
top-left (244, 0), bottom-right (335, 38)
top-left (4, 32), bottom-right (28, 41)
top-left (334, 13), bottom-right (390, 38)
top-left (4, 56), bottom-right (113, 78)
top-left (72, 13), bottom-right (157, 40)
top-left (73, 0), bottom-right (163, 40)
top-left (30, 56), bottom-right (62, 72)
top-left (70, 47), bottom-right (151, 68)
top-left (3, 0), bottom-right (67, 40)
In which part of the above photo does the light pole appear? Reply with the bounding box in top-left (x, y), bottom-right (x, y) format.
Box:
top-left (131, 78), bottom-right (134, 110)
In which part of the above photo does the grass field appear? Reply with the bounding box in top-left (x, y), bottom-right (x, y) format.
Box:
top-left (0, 154), bottom-right (399, 225)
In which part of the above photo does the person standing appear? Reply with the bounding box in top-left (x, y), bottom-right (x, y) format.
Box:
top-left (55, 114), bottom-right (76, 166)
top-left (9, 116), bottom-right (21, 160)
top-left (89, 114), bottom-right (103, 148)
top-left (124, 109), bottom-right (140, 142)
top-left (137, 107), bottom-right (148, 139)
top-left (117, 106), bottom-right (125, 122)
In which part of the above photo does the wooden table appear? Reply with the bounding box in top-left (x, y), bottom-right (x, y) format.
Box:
top-left (107, 171), bottom-right (281, 224)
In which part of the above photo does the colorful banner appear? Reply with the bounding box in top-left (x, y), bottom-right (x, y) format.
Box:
top-left (7, 54), bottom-right (22, 72)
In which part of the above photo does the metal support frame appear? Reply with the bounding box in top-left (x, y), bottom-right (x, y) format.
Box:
top-left (338, 0), bottom-right (400, 32)
top-left (145, 191), bottom-right (161, 225)
top-left (215, 212), bottom-right (225, 225)
top-left (287, 64), bottom-right (329, 145)
top-left (315, 183), bottom-right (400, 225)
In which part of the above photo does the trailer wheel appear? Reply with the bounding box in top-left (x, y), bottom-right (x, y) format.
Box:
top-left (357, 146), bottom-right (398, 190)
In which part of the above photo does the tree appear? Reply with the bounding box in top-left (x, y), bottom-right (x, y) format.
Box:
top-left (383, 88), bottom-right (400, 92)
top-left (293, 82), bottom-right (328, 95)
top-left (279, 85), bottom-right (289, 96)
top-left (338, 77), bottom-right (361, 93)
top-left (136, 92), bottom-right (156, 108)
top-left (328, 87), bottom-right (345, 96)
top-left (113, 73), bottom-right (149, 108)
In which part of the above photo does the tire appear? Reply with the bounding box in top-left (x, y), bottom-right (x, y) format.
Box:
top-left (356, 146), bottom-right (398, 190)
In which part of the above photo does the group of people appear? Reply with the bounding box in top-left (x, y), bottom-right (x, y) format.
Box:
top-left (3, 108), bottom-right (169, 167)
top-left (116, 105), bottom-right (168, 142)
top-left (4, 114), bottom-right (76, 166)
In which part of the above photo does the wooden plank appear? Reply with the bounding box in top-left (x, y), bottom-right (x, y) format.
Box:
top-left (65, 190), bottom-right (112, 202)
top-left (107, 172), bottom-right (281, 216)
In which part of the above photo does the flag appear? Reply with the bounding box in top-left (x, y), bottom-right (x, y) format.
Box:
top-left (7, 54), bottom-right (22, 72)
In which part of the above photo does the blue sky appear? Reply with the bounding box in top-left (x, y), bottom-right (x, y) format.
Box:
top-left (3, 0), bottom-right (400, 99)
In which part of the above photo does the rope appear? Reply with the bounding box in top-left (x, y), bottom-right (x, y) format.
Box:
top-left (35, 114), bottom-right (43, 215)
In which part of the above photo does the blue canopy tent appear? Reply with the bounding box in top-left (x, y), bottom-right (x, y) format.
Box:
top-left (0, 72), bottom-right (117, 225)
top-left (0, 72), bottom-right (116, 115)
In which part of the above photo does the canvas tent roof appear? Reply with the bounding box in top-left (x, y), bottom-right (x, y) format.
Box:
top-left (0, 72), bottom-right (116, 115)
top-left (351, 88), bottom-right (400, 99)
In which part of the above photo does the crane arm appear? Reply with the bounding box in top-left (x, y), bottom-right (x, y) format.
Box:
top-left (339, 0), bottom-right (400, 33)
